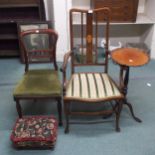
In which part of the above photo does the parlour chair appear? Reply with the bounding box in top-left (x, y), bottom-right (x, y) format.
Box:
top-left (61, 8), bottom-right (124, 133)
top-left (13, 29), bottom-right (62, 126)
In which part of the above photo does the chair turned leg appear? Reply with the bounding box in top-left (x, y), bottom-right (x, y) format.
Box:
top-left (64, 101), bottom-right (70, 134)
top-left (115, 100), bottom-right (123, 132)
top-left (15, 99), bottom-right (22, 118)
top-left (57, 98), bottom-right (62, 126)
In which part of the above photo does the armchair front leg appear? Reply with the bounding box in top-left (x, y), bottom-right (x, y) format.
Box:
top-left (60, 51), bottom-right (73, 93)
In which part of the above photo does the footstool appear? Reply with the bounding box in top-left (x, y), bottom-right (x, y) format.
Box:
top-left (10, 116), bottom-right (58, 149)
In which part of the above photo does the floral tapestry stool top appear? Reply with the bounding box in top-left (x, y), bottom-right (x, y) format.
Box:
top-left (10, 116), bottom-right (58, 149)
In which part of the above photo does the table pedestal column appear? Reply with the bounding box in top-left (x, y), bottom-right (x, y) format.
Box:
top-left (120, 66), bottom-right (142, 123)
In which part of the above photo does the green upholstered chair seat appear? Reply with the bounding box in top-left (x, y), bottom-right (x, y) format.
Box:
top-left (65, 73), bottom-right (123, 101)
top-left (13, 69), bottom-right (61, 97)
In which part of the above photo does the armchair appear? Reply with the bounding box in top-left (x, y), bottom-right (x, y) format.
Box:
top-left (61, 8), bottom-right (124, 133)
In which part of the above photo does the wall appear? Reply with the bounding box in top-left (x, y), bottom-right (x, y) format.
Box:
top-left (45, 0), bottom-right (155, 59)
top-left (72, 0), bottom-right (90, 9)
top-left (146, 0), bottom-right (155, 20)
top-left (138, 0), bottom-right (146, 13)
top-left (45, 0), bottom-right (69, 61)
top-left (145, 0), bottom-right (155, 58)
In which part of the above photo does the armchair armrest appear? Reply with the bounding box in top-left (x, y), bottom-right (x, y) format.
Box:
top-left (60, 51), bottom-right (73, 92)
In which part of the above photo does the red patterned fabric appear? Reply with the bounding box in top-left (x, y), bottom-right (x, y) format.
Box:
top-left (10, 116), bottom-right (58, 148)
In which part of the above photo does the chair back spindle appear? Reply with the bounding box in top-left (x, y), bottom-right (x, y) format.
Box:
top-left (70, 8), bottom-right (110, 73)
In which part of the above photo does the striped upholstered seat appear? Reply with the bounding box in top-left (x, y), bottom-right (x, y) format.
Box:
top-left (65, 73), bottom-right (122, 101)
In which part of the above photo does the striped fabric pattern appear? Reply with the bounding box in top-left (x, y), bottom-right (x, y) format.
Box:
top-left (65, 73), bottom-right (122, 100)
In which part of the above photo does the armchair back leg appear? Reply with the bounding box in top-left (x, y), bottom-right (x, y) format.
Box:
top-left (115, 100), bottom-right (123, 132)
top-left (64, 101), bottom-right (70, 133)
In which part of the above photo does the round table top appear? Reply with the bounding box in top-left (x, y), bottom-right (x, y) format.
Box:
top-left (111, 47), bottom-right (149, 67)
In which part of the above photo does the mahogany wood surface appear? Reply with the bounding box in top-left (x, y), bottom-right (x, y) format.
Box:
top-left (111, 47), bottom-right (149, 67)
top-left (91, 0), bottom-right (139, 22)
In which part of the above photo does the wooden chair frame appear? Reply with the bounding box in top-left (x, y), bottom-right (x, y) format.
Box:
top-left (13, 29), bottom-right (62, 126)
top-left (61, 8), bottom-right (124, 133)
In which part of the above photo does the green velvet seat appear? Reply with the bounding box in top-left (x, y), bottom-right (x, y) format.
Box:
top-left (14, 69), bottom-right (61, 97)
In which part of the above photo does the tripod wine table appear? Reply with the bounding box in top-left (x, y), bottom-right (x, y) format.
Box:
top-left (111, 48), bottom-right (149, 122)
